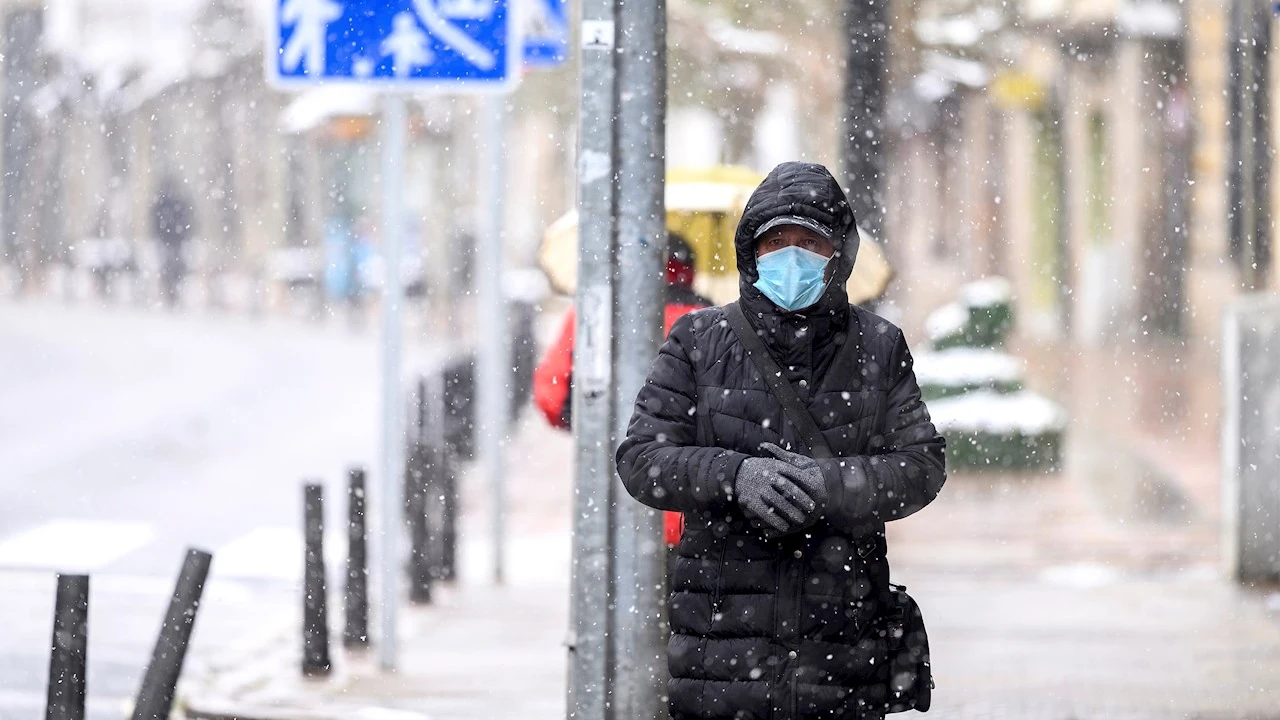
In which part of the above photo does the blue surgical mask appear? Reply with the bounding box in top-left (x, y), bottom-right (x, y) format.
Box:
top-left (752, 246), bottom-right (832, 312)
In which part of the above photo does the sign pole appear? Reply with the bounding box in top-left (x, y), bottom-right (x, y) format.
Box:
top-left (477, 93), bottom-right (510, 584)
top-left (611, 0), bottom-right (668, 713)
top-left (268, 0), bottom-right (526, 677)
top-left (568, 6), bottom-right (618, 718)
top-left (377, 92), bottom-right (408, 672)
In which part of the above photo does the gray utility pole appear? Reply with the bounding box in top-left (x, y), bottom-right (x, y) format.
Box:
top-left (478, 94), bottom-right (511, 584)
top-left (1223, 295), bottom-right (1280, 583)
top-left (1158, 61), bottom-right (1191, 337)
top-left (610, 0), bottom-right (669, 714)
top-left (378, 94), bottom-right (408, 672)
top-left (568, 2), bottom-right (618, 718)
top-left (1227, 0), bottom-right (1271, 290)
top-left (842, 0), bottom-right (888, 239)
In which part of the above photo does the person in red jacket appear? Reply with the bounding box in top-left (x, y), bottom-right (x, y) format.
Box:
top-left (534, 231), bottom-right (711, 546)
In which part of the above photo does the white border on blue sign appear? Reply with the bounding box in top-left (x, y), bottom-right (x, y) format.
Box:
top-left (264, 1), bottom-right (523, 94)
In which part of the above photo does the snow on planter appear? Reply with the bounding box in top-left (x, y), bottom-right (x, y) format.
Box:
top-left (960, 276), bottom-right (1014, 308)
top-left (927, 389), bottom-right (1067, 471)
top-left (926, 277), bottom-right (1015, 350)
top-left (920, 277), bottom-right (1065, 472)
top-left (914, 347), bottom-right (1024, 400)
top-left (925, 302), bottom-right (968, 343)
top-left (929, 389), bottom-right (1066, 435)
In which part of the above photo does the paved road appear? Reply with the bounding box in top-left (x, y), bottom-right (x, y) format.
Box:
top-left (0, 301), bottom-right (395, 719)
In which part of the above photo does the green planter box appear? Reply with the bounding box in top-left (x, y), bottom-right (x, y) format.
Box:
top-left (942, 430), bottom-right (1063, 471)
top-left (928, 390), bottom-right (1066, 472)
top-left (915, 348), bottom-right (1025, 402)
top-left (926, 278), bottom-right (1015, 350)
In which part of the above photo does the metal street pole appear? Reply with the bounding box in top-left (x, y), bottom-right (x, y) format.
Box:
top-left (568, 2), bottom-right (618, 717)
top-left (843, 0), bottom-right (888, 239)
top-left (611, 0), bottom-right (668, 715)
top-left (477, 94), bottom-right (510, 585)
top-left (378, 93), bottom-right (408, 672)
top-left (1227, 0), bottom-right (1271, 290)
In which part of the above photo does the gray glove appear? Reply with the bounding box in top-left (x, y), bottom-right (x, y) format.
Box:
top-left (761, 442), bottom-right (836, 514)
top-left (735, 457), bottom-right (819, 536)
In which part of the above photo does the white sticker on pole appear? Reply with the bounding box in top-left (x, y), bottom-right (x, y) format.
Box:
top-left (581, 20), bottom-right (615, 49)
top-left (580, 150), bottom-right (611, 184)
top-left (580, 284), bottom-right (612, 393)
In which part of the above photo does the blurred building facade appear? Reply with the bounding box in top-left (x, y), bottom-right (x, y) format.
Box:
top-left (0, 0), bottom-right (1269, 336)
top-left (885, 0), bottom-right (1271, 359)
top-left (0, 0), bottom-right (579, 306)
top-left (869, 0), bottom-right (1278, 531)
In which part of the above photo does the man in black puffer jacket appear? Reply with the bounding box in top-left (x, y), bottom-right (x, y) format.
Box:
top-left (616, 161), bottom-right (946, 720)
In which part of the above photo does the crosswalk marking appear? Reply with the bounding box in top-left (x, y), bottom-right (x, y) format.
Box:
top-left (459, 532), bottom-right (571, 586)
top-left (0, 520), bottom-right (154, 572)
top-left (0, 520), bottom-right (571, 586)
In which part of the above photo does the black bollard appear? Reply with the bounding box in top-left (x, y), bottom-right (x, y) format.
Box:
top-left (421, 373), bottom-right (456, 582)
top-left (406, 442), bottom-right (433, 604)
top-left (302, 482), bottom-right (331, 676)
top-left (508, 299), bottom-right (538, 417)
top-left (416, 375), bottom-right (429, 441)
top-left (344, 467), bottom-right (369, 649)
top-left (46, 574), bottom-right (89, 720)
top-left (132, 548), bottom-right (211, 720)
top-left (442, 356), bottom-right (477, 461)
top-left (440, 450), bottom-right (459, 581)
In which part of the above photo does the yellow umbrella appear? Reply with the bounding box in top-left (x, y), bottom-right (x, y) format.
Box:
top-left (538, 166), bottom-right (894, 305)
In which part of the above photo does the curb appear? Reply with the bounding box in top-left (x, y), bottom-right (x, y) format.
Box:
top-left (184, 699), bottom-right (339, 720)
top-left (179, 603), bottom-right (437, 720)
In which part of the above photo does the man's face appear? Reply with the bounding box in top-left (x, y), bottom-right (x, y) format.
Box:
top-left (754, 224), bottom-right (836, 259)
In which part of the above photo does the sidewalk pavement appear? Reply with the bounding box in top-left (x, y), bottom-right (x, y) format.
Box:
top-left (889, 469), bottom-right (1280, 719)
top-left (890, 333), bottom-right (1280, 718)
top-left (185, 320), bottom-right (1280, 720)
top-left (183, 543), bottom-right (570, 720)
top-left (182, 413), bottom-right (575, 720)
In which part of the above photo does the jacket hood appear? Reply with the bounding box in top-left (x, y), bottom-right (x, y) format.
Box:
top-left (735, 162), bottom-right (859, 314)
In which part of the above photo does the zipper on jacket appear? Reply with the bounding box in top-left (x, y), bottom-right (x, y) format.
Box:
top-left (710, 540), bottom-right (729, 627)
top-left (775, 538), bottom-right (805, 720)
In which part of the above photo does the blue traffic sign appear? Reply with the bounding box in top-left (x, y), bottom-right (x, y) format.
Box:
top-left (270, 0), bottom-right (518, 89)
top-left (522, 0), bottom-right (567, 69)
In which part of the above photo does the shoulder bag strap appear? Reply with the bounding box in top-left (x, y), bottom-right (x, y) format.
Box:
top-left (724, 302), bottom-right (834, 459)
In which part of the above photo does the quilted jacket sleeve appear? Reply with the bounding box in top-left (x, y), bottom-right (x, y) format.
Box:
top-left (818, 330), bottom-right (946, 527)
top-left (616, 314), bottom-right (751, 516)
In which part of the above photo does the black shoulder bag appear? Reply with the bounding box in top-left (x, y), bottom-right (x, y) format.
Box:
top-left (723, 301), bottom-right (933, 714)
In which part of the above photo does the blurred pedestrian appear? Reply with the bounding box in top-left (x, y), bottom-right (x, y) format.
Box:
top-left (325, 215), bottom-right (375, 325)
top-left (534, 230), bottom-right (711, 547)
top-left (616, 161), bottom-right (947, 719)
top-left (151, 176), bottom-right (194, 308)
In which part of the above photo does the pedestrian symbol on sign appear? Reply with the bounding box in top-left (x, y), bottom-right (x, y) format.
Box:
top-left (383, 12), bottom-right (434, 76)
top-left (279, 0), bottom-right (343, 75)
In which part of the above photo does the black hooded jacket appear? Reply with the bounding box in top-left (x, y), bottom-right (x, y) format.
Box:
top-left (616, 162), bottom-right (946, 719)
